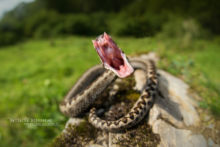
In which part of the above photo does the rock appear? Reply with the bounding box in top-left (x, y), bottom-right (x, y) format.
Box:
top-left (139, 52), bottom-right (159, 62)
top-left (133, 69), bottom-right (146, 91)
top-left (150, 119), bottom-right (207, 147)
top-left (86, 144), bottom-right (104, 147)
top-left (147, 69), bottom-right (207, 147)
top-left (63, 118), bottom-right (84, 133)
top-left (208, 138), bottom-right (220, 147)
top-left (65, 118), bottom-right (85, 127)
top-left (207, 124), bottom-right (214, 129)
top-left (204, 115), bottom-right (211, 122)
top-left (154, 70), bottom-right (200, 127)
top-left (53, 53), bottom-right (219, 147)
top-left (135, 55), bottom-right (207, 147)
top-left (208, 138), bottom-right (215, 147)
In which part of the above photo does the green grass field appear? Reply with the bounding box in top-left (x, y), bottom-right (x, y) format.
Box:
top-left (0, 36), bottom-right (219, 146)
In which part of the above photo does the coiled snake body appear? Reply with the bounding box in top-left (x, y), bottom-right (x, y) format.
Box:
top-left (60, 33), bottom-right (158, 132)
top-left (60, 59), bottom-right (157, 131)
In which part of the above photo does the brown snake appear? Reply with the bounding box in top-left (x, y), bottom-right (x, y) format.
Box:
top-left (60, 33), bottom-right (158, 132)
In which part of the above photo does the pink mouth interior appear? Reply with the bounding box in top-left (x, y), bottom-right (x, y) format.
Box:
top-left (92, 33), bottom-right (134, 78)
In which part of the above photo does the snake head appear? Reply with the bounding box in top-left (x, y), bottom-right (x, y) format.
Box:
top-left (92, 32), bottom-right (134, 78)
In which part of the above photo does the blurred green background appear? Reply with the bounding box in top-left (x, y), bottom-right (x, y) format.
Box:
top-left (0, 0), bottom-right (219, 146)
top-left (0, 0), bottom-right (220, 45)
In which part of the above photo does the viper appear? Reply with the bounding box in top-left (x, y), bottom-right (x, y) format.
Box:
top-left (60, 33), bottom-right (158, 132)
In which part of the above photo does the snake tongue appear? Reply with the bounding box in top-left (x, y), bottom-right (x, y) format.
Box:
top-left (92, 32), bottom-right (134, 78)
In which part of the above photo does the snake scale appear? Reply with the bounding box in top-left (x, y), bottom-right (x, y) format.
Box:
top-left (60, 33), bottom-right (158, 132)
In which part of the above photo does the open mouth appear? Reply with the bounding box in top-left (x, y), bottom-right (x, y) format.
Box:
top-left (92, 32), bottom-right (134, 78)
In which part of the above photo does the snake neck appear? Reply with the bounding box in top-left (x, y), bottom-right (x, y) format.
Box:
top-left (60, 69), bottom-right (117, 117)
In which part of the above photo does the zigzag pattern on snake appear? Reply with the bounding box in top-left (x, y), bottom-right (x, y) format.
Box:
top-left (60, 58), bottom-right (158, 132)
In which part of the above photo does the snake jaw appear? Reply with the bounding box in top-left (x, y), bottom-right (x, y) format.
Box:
top-left (92, 32), bottom-right (134, 78)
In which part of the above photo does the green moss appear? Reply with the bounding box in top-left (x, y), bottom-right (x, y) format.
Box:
top-left (115, 122), bottom-right (161, 147)
top-left (115, 76), bottom-right (140, 102)
top-left (50, 120), bottom-right (97, 147)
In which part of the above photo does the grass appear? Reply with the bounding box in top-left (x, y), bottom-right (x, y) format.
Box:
top-left (157, 38), bottom-right (220, 114)
top-left (0, 36), bottom-right (219, 146)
